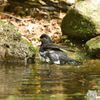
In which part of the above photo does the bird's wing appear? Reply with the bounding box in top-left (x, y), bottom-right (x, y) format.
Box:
top-left (57, 44), bottom-right (75, 52)
top-left (44, 44), bottom-right (75, 52)
top-left (45, 50), bottom-right (70, 64)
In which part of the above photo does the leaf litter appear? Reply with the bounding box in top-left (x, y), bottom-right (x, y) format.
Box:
top-left (0, 11), bottom-right (65, 47)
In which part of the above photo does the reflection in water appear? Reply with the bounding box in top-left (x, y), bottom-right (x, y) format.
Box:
top-left (0, 60), bottom-right (100, 100)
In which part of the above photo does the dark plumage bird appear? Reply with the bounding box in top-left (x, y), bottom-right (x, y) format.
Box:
top-left (39, 34), bottom-right (83, 64)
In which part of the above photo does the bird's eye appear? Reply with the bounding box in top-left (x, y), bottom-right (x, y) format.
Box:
top-left (42, 37), bottom-right (46, 40)
top-left (39, 37), bottom-right (46, 41)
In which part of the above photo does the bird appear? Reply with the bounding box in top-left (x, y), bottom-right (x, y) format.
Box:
top-left (38, 34), bottom-right (83, 64)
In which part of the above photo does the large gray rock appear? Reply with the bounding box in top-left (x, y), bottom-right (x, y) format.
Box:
top-left (85, 36), bottom-right (100, 56)
top-left (0, 22), bottom-right (35, 63)
top-left (61, 0), bottom-right (100, 40)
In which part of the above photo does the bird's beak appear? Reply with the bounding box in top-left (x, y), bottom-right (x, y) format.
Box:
top-left (36, 37), bottom-right (45, 41)
top-left (36, 37), bottom-right (41, 41)
top-left (38, 37), bottom-right (41, 40)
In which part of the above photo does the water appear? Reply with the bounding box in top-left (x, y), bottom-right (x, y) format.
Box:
top-left (0, 60), bottom-right (100, 100)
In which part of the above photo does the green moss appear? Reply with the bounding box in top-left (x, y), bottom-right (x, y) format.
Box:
top-left (69, 10), bottom-right (94, 34)
top-left (22, 38), bottom-right (34, 50)
top-left (22, 38), bottom-right (37, 57)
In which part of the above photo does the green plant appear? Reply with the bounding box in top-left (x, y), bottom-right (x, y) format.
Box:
top-left (65, 39), bottom-right (70, 43)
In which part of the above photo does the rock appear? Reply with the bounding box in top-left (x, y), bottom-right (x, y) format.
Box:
top-left (61, 0), bottom-right (100, 40)
top-left (85, 35), bottom-right (100, 56)
top-left (0, 21), bottom-right (35, 63)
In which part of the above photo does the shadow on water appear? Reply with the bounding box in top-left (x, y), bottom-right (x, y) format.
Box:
top-left (0, 60), bottom-right (100, 100)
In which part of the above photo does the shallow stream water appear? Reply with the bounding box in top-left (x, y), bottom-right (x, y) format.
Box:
top-left (0, 59), bottom-right (100, 100)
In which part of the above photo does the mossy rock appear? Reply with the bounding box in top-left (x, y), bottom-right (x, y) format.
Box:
top-left (61, 0), bottom-right (100, 40)
top-left (85, 36), bottom-right (100, 56)
top-left (0, 21), bottom-right (35, 63)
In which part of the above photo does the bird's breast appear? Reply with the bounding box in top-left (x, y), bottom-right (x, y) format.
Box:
top-left (39, 50), bottom-right (61, 64)
top-left (39, 51), bottom-right (50, 62)
top-left (39, 51), bottom-right (47, 58)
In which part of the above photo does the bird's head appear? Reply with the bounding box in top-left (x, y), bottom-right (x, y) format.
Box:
top-left (38, 34), bottom-right (52, 44)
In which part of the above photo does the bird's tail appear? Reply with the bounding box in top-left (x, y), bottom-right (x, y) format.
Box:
top-left (66, 57), bottom-right (83, 64)
top-left (73, 59), bottom-right (83, 64)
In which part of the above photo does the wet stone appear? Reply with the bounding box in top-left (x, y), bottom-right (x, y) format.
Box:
top-left (0, 21), bottom-right (35, 63)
